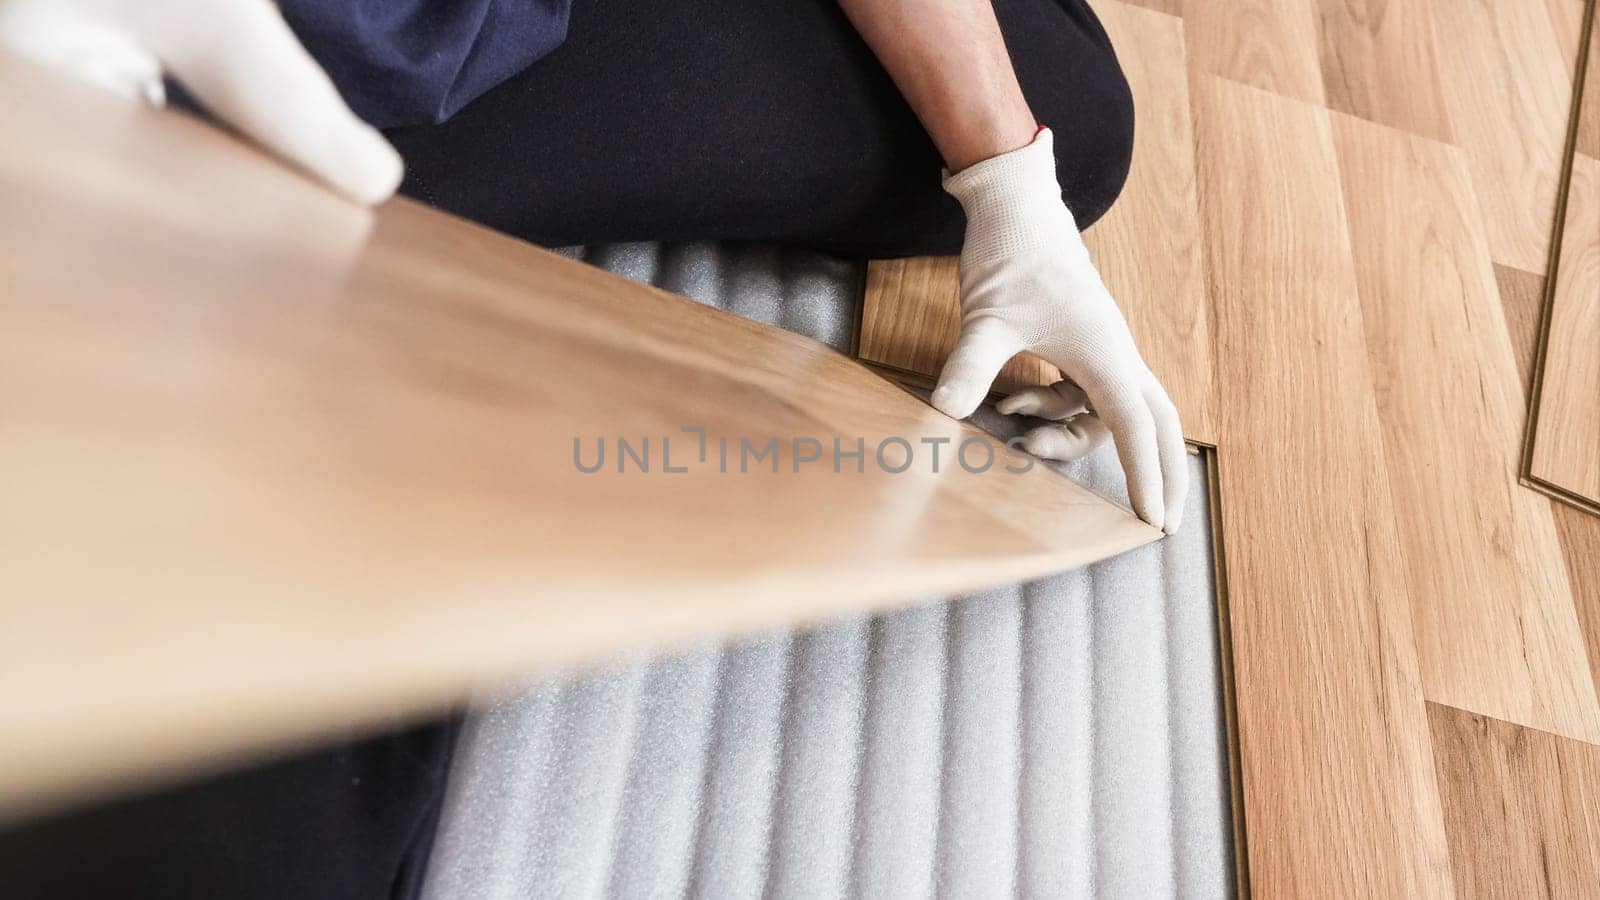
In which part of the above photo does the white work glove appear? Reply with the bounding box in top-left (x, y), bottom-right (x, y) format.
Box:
top-left (934, 127), bottom-right (1188, 533)
top-left (0, 0), bottom-right (402, 205)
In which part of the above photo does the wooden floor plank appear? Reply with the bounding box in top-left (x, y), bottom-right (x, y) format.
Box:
top-left (1428, 703), bottom-right (1600, 897)
top-left (1186, 0), bottom-right (1326, 105)
top-left (1331, 113), bottom-right (1600, 742)
top-left (1576, 1), bottom-right (1600, 160)
top-left (1553, 503), bottom-right (1600, 701)
top-left (1493, 263), bottom-right (1548, 394)
top-left (1313, 0), bottom-right (1453, 142)
top-left (1433, 0), bottom-right (1578, 271)
top-left (0, 58), bottom-right (1160, 817)
top-left (856, 256), bottom-right (1059, 397)
top-left (1494, 267), bottom-right (1600, 696)
top-left (1531, 152), bottom-right (1600, 503)
top-left (1118, 0), bottom-right (1181, 16)
top-left (1082, 0), bottom-right (1217, 444)
top-left (1190, 75), bottom-right (1453, 897)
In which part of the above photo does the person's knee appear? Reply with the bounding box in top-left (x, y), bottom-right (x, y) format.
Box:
top-left (1063, 63), bottom-right (1133, 230)
top-left (1041, 53), bottom-right (1134, 230)
top-left (1004, 1), bottom-right (1136, 230)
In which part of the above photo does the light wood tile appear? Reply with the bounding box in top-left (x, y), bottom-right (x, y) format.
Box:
top-left (1579, 6), bottom-right (1600, 160)
top-left (1191, 75), bottom-right (1452, 897)
top-left (857, 256), bottom-right (1059, 396)
top-left (1117, 0), bottom-right (1181, 17)
top-left (1186, 0), bottom-right (1326, 105)
top-left (1434, 0), bottom-right (1578, 271)
top-left (1083, 0), bottom-right (1218, 444)
top-left (1553, 502), bottom-right (1600, 700)
top-left (1531, 152), bottom-right (1600, 502)
top-left (1331, 113), bottom-right (1600, 742)
top-left (1493, 263), bottom-right (1548, 394)
top-left (1313, 0), bottom-right (1453, 142)
top-left (1428, 703), bottom-right (1600, 897)
top-left (1492, 270), bottom-right (1600, 694)
top-left (0, 57), bottom-right (1160, 817)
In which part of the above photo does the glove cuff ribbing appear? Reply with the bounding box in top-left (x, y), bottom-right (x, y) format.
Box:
top-left (941, 127), bottom-right (1078, 266)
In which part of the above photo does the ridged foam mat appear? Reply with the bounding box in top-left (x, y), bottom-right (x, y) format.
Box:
top-left (421, 242), bottom-right (1236, 898)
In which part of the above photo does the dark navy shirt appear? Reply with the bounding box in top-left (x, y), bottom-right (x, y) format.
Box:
top-left (280, 0), bottom-right (572, 128)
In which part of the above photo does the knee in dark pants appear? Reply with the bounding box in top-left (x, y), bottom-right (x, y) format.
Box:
top-left (1052, 63), bottom-right (1134, 230)
top-left (1001, 0), bottom-right (1137, 231)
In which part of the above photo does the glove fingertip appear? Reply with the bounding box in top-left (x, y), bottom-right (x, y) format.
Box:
top-left (930, 383), bottom-right (982, 420)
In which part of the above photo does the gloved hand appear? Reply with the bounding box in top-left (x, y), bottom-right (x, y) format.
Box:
top-left (0, 0), bottom-right (401, 205)
top-left (933, 127), bottom-right (1188, 533)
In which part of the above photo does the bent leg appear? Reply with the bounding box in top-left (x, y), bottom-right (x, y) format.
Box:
top-left (386, 0), bottom-right (1133, 258)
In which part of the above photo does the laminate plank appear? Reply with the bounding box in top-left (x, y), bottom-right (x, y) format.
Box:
top-left (1434, 0), bottom-right (1578, 271)
top-left (1190, 75), bottom-right (1452, 897)
top-left (1313, 0), bottom-right (1453, 142)
top-left (1082, 0), bottom-right (1218, 444)
top-left (0, 57), bottom-right (1159, 817)
top-left (857, 256), bottom-right (1060, 397)
top-left (1492, 263), bottom-right (1548, 395)
top-left (1331, 113), bottom-right (1600, 742)
top-left (1186, 0), bottom-right (1326, 105)
top-left (1580, 4), bottom-right (1600, 160)
top-left (1118, 0), bottom-right (1180, 16)
top-left (1531, 152), bottom-right (1600, 503)
top-left (1427, 703), bottom-right (1600, 898)
top-left (857, 0), bottom-right (1219, 442)
top-left (1493, 266), bottom-right (1600, 696)
top-left (1553, 503), bottom-right (1600, 701)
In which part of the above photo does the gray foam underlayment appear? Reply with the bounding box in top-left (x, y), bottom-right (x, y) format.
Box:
top-left (422, 242), bottom-right (1235, 899)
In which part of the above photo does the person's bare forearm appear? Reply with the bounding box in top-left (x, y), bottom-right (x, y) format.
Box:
top-left (838, 0), bottom-right (1036, 171)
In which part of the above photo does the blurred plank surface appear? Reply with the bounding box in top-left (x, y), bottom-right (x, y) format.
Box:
top-left (1190, 75), bottom-right (1453, 897)
top-left (0, 58), bottom-right (1157, 817)
top-left (1332, 113), bottom-right (1600, 742)
top-left (1531, 152), bottom-right (1600, 504)
top-left (1428, 702), bottom-right (1600, 897)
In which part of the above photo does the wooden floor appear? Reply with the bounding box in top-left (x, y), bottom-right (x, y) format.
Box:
top-left (1530, 8), bottom-right (1600, 511)
top-left (859, 0), bottom-right (1600, 894)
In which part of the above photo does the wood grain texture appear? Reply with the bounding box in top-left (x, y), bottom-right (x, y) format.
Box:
top-left (1118, 0), bottom-right (1181, 16)
top-left (857, 256), bottom-right (1060, 396)
top-left (1553, 502), bottom-right (1600, 701)
top-left (1434, 0), bottom-right (1578, 271)
top-left (1191, 75), bottom-right (1453, 897)
top-left (1428, 703), bottom-right (1600, 898)
top-left (1531, 152), bottom-right (1600, 502)
top-left (1332, 113), bottom-right (1600, 742)
top-left (857, 0), bottom-right (1218, 443)
top-left (1186, 0), bottom-right (1326, 105)
top-left (1314, 0), bottom-right (1453, 142)
top-left (0, 58), bottom-right (1159, 817)
top-left (1081, 0), bottom-right (1218, 444)
top-left (1578, 2), bottom-right (1600, 160)
top-left (1493, 263), bottom-right (1549, 394)
top-left (1494, 266), bottom-right (1600, 697)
